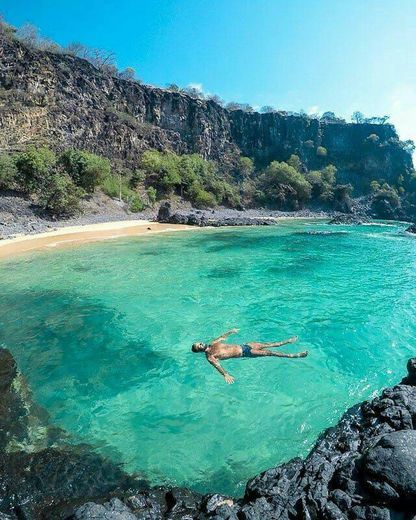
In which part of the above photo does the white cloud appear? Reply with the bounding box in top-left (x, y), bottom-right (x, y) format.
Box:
top-left (307, 105), bottom-right (320, 116)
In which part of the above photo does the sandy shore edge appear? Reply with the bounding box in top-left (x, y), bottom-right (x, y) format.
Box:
top-left (0, 220), bottom-right (196, 259)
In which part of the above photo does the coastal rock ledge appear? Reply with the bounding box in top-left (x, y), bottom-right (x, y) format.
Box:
top-left (2, 350), bottom-right (416, 519)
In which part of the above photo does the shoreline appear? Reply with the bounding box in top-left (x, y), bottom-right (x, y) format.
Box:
top-left (0, 220), bottom-right (197, 259)
top-left (0, 213), bottom-right (330, 260)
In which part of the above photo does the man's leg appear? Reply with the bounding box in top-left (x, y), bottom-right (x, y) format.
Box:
top-left (247, 336), bottom-right (298, 350)
top-left (250, 348), bottom-right (308, 358)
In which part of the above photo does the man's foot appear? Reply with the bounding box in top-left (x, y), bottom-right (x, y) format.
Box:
top-left (299, 350), bottom-right (308, 357)
top-left (287, 336), bottom-right (298, 344)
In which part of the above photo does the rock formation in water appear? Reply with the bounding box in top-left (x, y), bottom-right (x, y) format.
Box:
top-left (406, 224), bottom-right (416, 234)
top-left (0, 35), bottom-right (413, 196)
top-left (157, 201), bottom-right (276, 227)
top-left (2, 347), bottom-right (416, 519)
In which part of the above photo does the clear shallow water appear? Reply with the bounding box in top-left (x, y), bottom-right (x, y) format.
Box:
top-left (0, 220), bottom-right (415, 496)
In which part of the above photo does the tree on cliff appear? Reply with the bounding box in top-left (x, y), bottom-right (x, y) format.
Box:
top-left (352, 111), bottom-right (365, 124)
top-left (258, 161), bottom-right (311, 209)
top-left (118, 67), bottom-right (140, 82)
top-left (260, 106), bottom-right (277, 113)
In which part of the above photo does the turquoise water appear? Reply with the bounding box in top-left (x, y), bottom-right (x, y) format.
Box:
top-left (0, 220), bottom-right (415, 496)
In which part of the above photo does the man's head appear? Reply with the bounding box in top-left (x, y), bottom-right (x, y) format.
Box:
top-left (192, 342), bottom-right (207, 353)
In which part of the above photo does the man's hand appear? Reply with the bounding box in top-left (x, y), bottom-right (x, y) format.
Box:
top-left (224, 374), bottom-right (235, 384)
top-left (230, 328), bottom-right (239, 334)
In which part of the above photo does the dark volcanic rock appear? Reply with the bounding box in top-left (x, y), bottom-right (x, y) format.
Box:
top-left (329, 213), bottom-right (371, 225)
top-left (406, 224), bottom-right (416, 234)
top-left (363, 430), bottom-right (416, 505)
top-left (157, 201), bottom-right (275, 227)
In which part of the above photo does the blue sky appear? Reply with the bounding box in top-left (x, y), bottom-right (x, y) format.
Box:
top-left (2, 0), bottom-right (416, 142)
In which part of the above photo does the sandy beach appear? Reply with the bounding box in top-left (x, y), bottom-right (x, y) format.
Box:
top-left (0, 220), bottom-right (195, 260)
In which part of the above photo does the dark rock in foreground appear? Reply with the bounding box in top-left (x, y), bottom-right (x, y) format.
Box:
top-left (329, 213), bottom-right (371, 225)
top-left (3, 348), bottom-right (416, 519)
top-left (406, 224), bottom-right (416, 234)
top-left (157, 201), bottom-right (276, 227)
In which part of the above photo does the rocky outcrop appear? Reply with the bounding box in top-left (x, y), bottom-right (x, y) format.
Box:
top-left (3, 347), bottom-right (416, 519)
top-left (157, 201), bottom-right (276, 226)
top-left (0, 36), bottom-right (413, 194)
top-left (329, 213), bottom-right (371, 225)
top-left (406, 224), bottom-right (416, 234)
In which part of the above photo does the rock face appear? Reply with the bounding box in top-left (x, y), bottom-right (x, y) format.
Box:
top-left (0, 36), bottom-right (413, 193)
top-left (3, 348), bottom-right (416, 519)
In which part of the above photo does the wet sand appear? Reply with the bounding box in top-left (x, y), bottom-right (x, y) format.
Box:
top-left (0, 220), bottom-right (195, 260)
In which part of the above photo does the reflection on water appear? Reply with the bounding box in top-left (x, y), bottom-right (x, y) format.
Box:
top-left (0, 220), bottom-right (415, 496)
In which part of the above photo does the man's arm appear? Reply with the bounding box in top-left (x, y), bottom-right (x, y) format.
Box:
top-left (211, 328), bottom-right (239, 344)
top-left (207, 355), bottom-right (235, 384)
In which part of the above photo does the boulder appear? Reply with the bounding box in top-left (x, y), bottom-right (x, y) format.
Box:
top-left (329, 214), bottom-right (370, 225)
top-left (406, 224), bottom-right (416, 234)
top-left (363, 430), bottom-right (416, 506)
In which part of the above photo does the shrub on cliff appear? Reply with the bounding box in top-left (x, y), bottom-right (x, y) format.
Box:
top-left (316, 146), bottom-right (328, 157)
top-left (38, 173), bottom-right (84, 216)
top-left (140, 150), bottom-right (181, 194)
top-left (371, 183), bottom-right (401, 219)
top-left (187, 182), bottom-right (216, 208)
top-left (259, 160), bottom-right (311, 209)
top-left (306, 165), bottom-right (337, 201)
top-left (100, 172), bottom-right (144, 212)
top-left (15, 146), bottom-right (57, 193)
top-left (0, 154), bottom-right (18, 190)
top-left (59, 150), bottom-right (111, 192)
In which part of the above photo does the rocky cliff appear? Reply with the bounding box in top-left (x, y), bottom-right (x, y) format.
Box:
top-left (0, 36), bottom-right (413, 195)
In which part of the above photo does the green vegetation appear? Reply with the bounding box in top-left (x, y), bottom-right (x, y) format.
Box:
top-left (38, 173), bottom-right (85, 215)
top-left (138, 150), bottom-right (241, 208)
top-left (257, 158), bottom-right (311, 209)
top-left (0, 141), bottom-right (414, 218)
top-left (59, 149), bottom-right (111, 192)
top-left (0, 146), bottom-right (143, 216)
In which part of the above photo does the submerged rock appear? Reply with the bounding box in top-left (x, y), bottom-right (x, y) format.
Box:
top-left (406, 224), bottom-right (416, 234)
top-left (3, 348), bottom-right (416, 518)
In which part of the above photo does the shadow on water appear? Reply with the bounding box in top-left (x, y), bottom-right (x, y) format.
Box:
top-left (206, 265), bottom-right (242, 279)
top-left (0, 288), bottom-right (176, 399)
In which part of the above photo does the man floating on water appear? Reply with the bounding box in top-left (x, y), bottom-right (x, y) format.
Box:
top-left (192, 329), bottom-right (308, 384)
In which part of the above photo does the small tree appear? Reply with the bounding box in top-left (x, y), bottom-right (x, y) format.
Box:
top-left (15, 23), bottom-right (40, 48)
top-left (316, 146), bottom-right (328, 157)
top-left (206, 94), bottom-right (224, 106)
top-left (286, 154), bottom-right (302, 172)
top-left (64, 42), bottom-right (89, 58)
top-left (166, 83), bottom-right (181, 92)
top-left (59, 150), bottom-right (111, 193)
top-left (235, 156), bottom-right (254, 181)
top-left (260, 105), bottom-right (276, 113)
top-left (38, 173), bottom-right (84, 216)
top-left (147, 186), bottom-right (157, 205)
top-left (118, 67), bottom-right (138, 81)
top-left (15, 146), bottom-right (56, 193)
top-left (0, 154), bottom-right (17, 190)
top-left (351, 111), bottom-right (365, 124)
